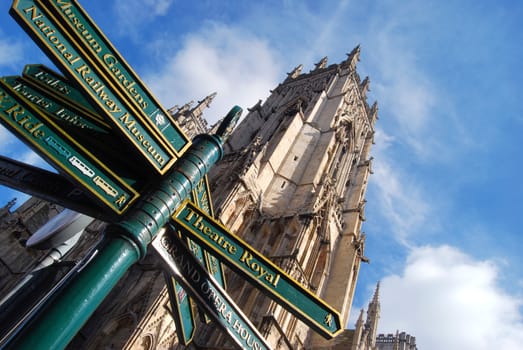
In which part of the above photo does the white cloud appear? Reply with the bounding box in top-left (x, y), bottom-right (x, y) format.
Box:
top-left (359, 3), bottom-right (467, 163)
top-left (113, 0), bottom-right (174, 37)
top-left (378, 245), bottom-right (523, 350)
top-left (0, 127), bottom-right (52, 171)
top-left (369, 128), bottom-right (433, 245)
top-left (368, 32), bottom-right (442, 160)
top-left (0, 125), bottom-right (17, 150)
top-left (18, 149), bottom-right (49, 169)
top-left (144, 22), bottom-right (282, 125)
top-left (0, 36), bottom-right (23, 66)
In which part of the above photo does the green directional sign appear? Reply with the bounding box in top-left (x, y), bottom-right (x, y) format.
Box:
top-left (172, 200), bottom-right (343, 339)
top-left (2, 75), bottom-right (108, 133)
top-left (190, 176), bottom-right (226, 289)
top-left (152, 228), bottom-right (272, 350)
top-left (10, 0), bottom-right (178, 175)
top-left (163, 272), bottom-right (196, 346)
top-left (2, 74), bottom-right (148, 189)
top-left (0, 81), bottom-right (139, 214)
top-left (42, 0), bottom-right (191, 155)
top-left (22, 64), bottom-right (107, 126)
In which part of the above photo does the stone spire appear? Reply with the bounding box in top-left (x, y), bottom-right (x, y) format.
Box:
top-left (368, 281), bottom-right (380, 315)
top-left (344, 45), bottom-right (361, 70)
top-left (393, 330), bottom-right (400, 350)
top-left (314, 56), bottom-right (328, 70)
top-left (168, 93), bottom-right (217, 138)
top-left (287, 64), bottom-right (303, 79)
top-left (359, 76), bottom-right (370, 98)
top-left (171, 100), bottom-right (193, 116)
top-left (364, 282), bottom-right (381, 348)
top-left (369, 101), bottom-right (379, 125)
top-left (190, 92), bottom-right (217, 117)
top-left (351, 309), bottom-right (366, 350)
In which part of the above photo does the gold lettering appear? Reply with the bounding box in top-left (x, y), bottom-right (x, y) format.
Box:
top-left (23, 5), bottom-right (42, 21)
top-left (24, 7), bottom-right (81, 68)
top-left (6, 105), bottom-right (25, 122)
top-left (118, 112), bottom-right (165, 165)
top-left (239, 250), bottom-right (253, 265)
top-left (57, 0), bottom-right (102, 54)
top-left (184, 208), bottom-right (197, 222)
top-left (239, 250), bottom-right (280, 287)
top-left (4, 104), bottom-right (45, 139)
top-left (0, 91), bottom-right (9, 108)
top-left (75, 64), bottom-right (121, 113)
top-left (102, 53), bottom-right (148, 110)
top-left (271, 273), bottom-right (280, 287)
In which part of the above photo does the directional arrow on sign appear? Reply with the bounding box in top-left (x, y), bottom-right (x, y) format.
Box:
top-left (171, 200), bottom-right (343, 339)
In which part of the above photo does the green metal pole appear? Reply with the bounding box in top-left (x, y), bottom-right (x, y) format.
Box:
top-left (5, 106), bottom-right (242, 350)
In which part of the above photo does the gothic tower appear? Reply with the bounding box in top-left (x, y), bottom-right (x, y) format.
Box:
top-left (191, 46), bottom-right (378, 349)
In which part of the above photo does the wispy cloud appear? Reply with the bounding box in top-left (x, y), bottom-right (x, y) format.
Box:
top-left (112, 0), bottom-right (174, 38)
top-left (369, 128), bottom-right (433, 245)
top-left (0, 35), bottom-right (23, 67)
top-left (377, 245), bottom-right (523, 350)
top-left (18, 149), bottom-right (48, 169)
top-left (366, 24), bottom-right (445, 160)
top-left (144, 22), bottom-right (282, 124)
top-left (0, 125), bottom-right (17, 150)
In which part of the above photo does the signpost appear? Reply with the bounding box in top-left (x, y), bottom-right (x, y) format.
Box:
top-left (0, 0), bottom-right (346, 348)
top-left (164, 176), bottom-right (226, 344)
top-left (172, 200), bottom-right (343, 339)
top-left (152, 227), bottom-right (272, 350)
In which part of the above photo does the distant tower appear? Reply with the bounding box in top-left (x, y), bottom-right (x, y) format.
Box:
top-left (376, 331), bottom-right (418, 350)
top-left (362, 282), bottom-right (381, 349)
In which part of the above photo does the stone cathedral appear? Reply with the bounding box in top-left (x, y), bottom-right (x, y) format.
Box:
top-left (0, 46), bottom-right (378, 350)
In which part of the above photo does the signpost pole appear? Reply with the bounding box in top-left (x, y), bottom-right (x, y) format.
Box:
top-left (3, 107), bottom-right (242, 350)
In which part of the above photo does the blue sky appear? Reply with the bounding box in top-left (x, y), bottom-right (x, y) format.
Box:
top-left (1, 1), bottom-right (523, 349)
